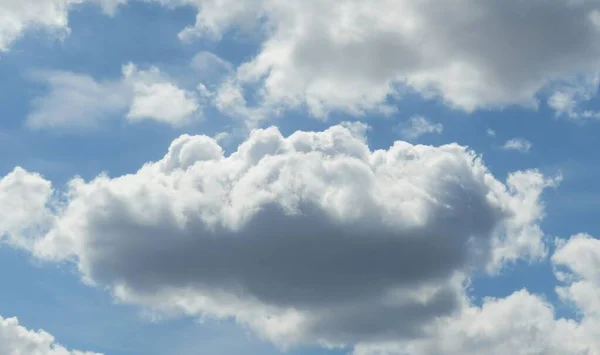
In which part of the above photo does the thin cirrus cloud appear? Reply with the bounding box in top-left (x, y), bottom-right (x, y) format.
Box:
top-left (26, 63), bottom-right (201, 131)
top-left (6, 1), bottom-right (600, 118)
top-left (1, 123), bottom-right (559, 350)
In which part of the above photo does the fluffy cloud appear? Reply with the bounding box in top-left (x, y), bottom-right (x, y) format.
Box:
top-left (355, 233), bottom-right (600, 355)
top-left (1, 124), bottom-right (556, 348)
top-left (0, 167), bottom-right (55, 250)
top-left (553, 233), bottom-right (600, 319)
top-left (26, 63), bottom-right (200, 131)
top-left (123, 63), bottom-right (200, 125)
top-left (353, 290), bottom-right (592, 355)
top-left (396, 116), bottom-right (443, 141)
top-left (0, 0), bottom-right (71, 51)
top-left (0, 315), bottom-right (101, 355)
top-left (154, 0), bottom-right (600, 117)
top-left (9, 1), bottom-right (600, 119)
top-left (0, 0), bottom-right (125, 51)
top-left (502, 138), bottom-right (532, 153)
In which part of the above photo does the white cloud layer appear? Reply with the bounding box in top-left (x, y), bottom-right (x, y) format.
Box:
top-left (6, 1), bottom-right (600, 118)
top-left (26, 63), bottom-right (200, 130)
top-left (164, 0), bottom-right (600, 117)
top-left (0, 124), bottom-right (558, 350)
top-left (0, 315), bottom-right (101, 355)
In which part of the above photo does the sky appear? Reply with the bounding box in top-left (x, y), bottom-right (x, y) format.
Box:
top-left (2, 1), bottom-right (600, 354)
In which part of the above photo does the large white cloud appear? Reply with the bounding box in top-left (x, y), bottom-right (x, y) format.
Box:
top-left (8, 1), bottom-right (600, 118)
top-left (0, 315), bottom-right (101, 355)
top-left (161, 0), bottom-right (600, 117)
top-left (26, 63), bottom-right (200, 131)
top-left (1, 123), bottom-right (557, 349)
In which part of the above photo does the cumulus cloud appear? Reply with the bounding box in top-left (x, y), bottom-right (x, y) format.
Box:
top-left (0, 0), bottom-right (126, 51)
top-left (353, 289), bottom-right (592, 355)
top-left (1, 124), bottom-right (556, 349)
top-left (143, 0), bottom-right (600, 117)
top-left (502, 138), bottom-right (532, 153)
top-left (0, 167), bottom-right (55, 250)
top-left (553, 233), bottom-right (600, 318)
top-left (355, 233), bottom-right (600, 355)
top-left (0, 0), bottom-right (71, 52)
top-left (486, 128), bottom-right (496, 137)
top-left (9, 1), bottom-right (600, 120)
top-left (26, 63), bottom-right (200, 131)
top-left (396, 116), bottom-right (442, 141)
top-left (9, 1), bottom-right (600, 119)
top-left (0, 315), bottom-right (101, 355)
top-left (123, 63), bottom-right (200, 125)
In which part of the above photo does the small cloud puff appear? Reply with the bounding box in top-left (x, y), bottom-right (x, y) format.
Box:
top-left (502, 138), bottom-right (532, 153)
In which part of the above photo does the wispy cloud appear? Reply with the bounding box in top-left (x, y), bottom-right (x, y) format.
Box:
top-left (502, 138), bottom-right (532, 153)
top-left (397, 116), bottom-right (443, 140)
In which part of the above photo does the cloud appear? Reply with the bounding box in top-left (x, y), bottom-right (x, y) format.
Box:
top-left (8, 1), bottom-right (600, 120)
top-left (486, 128), bottom-right (496, 137)
top-left (26, 71), bottom-right (132, 131)
top-left (146, 0), bottom-right (600, 118)
top-left (0, 167), bottom-right (55, 250)
top-left (553, 233), bottom-right (600, 318)
top-left (0, 0), bottom-right (71, 52)
top-left (123, 63), bottom-right (201, 126)
top-left (0, 315), bottom-right (101, 355)
top-left (190, 51), bottom-right (234, 83)
top-left (1, 124), bottom-right (556, 349)
top-left (355, 233), bottom-right (600, 355)
top-left (548, 75), bottom-right (600, 120)
top-left (353, 289), bottom-right (592, 355)
top-left (10, 1), bottom-right (600, 121)
top-left (396, 116), bottom-right (442, 140)
top-left (0, 0), bottom-right (126, 51)
top-left (502, 138), bottom-right (532, 153)
top-left (26, 63), bottom-right (200, 131)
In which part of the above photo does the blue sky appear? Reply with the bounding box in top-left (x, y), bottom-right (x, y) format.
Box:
top-left (2, 1), bottom-right (600, 354)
